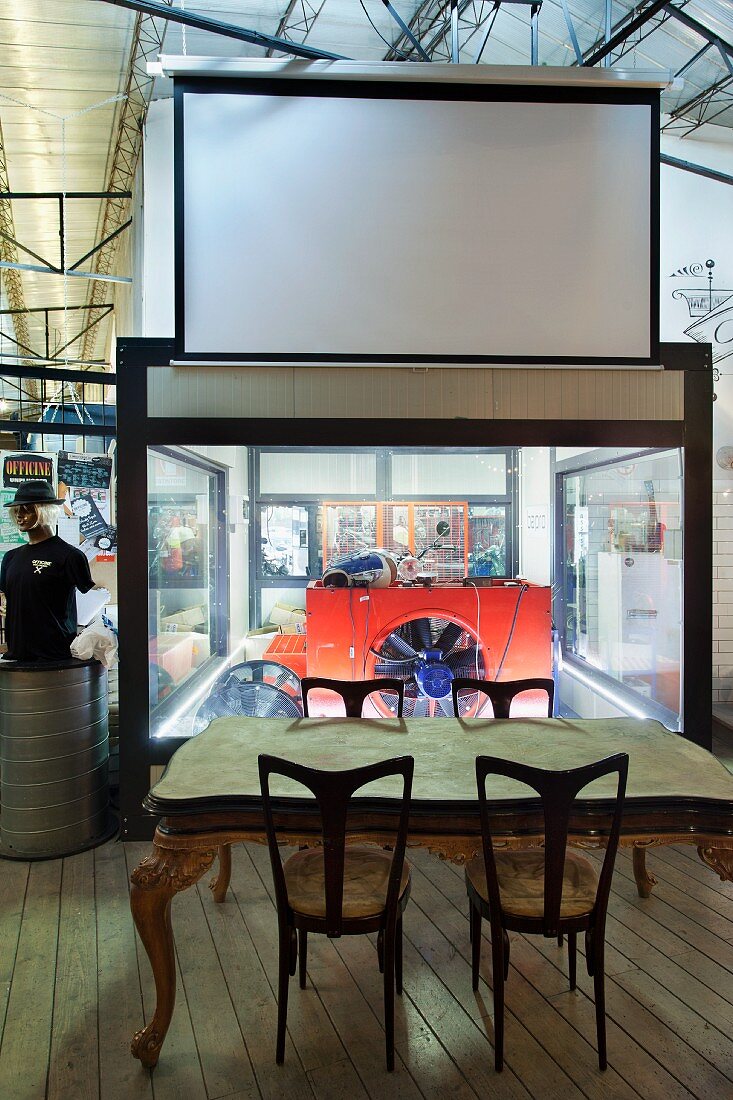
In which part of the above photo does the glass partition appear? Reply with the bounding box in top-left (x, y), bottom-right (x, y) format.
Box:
top-left (558, 448), bottom-right (683, 729)
top-left (148, 447), bottom-right (227, 737)
top-left (145, 442), bottom-right (685, 742)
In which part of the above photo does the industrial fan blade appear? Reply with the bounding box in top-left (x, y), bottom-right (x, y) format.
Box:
top-left (218, 659), bottom-right (301, 698)
top-left (435, 620), bottom-right (463, 656)
top-left (445, 644), bottom-right (482, 676)
top-left (382, 631), bottom-right (420, 661)
top-left (435, 696), bottom-right (456, 717)
top-left (412, 696), bottom-right (431, 718)
top-left (409, 617), bottom-right (433, 650)
top-left (374, 662), bottom-right (415, 680)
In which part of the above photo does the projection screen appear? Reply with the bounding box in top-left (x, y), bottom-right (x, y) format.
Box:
top-left (176, 79), bottom-right (658, 364)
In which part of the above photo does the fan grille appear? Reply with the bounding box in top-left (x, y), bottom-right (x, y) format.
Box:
top-left (369, 615), bottom-right (488, 718)
top-left (193, 681), bottom-right (303, 734)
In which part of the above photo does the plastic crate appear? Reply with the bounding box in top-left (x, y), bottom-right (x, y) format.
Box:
top-left (263, 632), bottom-right (307, 680)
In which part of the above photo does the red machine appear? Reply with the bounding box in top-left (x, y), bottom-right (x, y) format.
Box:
top-left (303, 579), bottom-right (551, 717)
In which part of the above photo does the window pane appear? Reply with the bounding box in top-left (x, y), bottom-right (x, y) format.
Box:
top-left (391, 452), bottom-right (507, 496)
top-left (148, 450), bottom-right (221, 737)
top-left (468, 506), bottom-right (508, 576)
top-left (260, 505), bottom-right (309, 577)
top-left (562, 449), bottom-right (683, 726)
top-left (259, 451), bottom-right (376, 495)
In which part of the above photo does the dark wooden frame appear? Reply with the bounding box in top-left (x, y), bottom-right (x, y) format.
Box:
top-left (469, 752), bottom-right (629, 1071)
top-left (116, 337), bottom-right (712, 840)
top-left (451, 676), bottom-right (555, 718)
top-left (259, 752), bottom-right (414, 1071)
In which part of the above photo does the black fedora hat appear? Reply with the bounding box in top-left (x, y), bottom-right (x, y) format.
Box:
top-left (3, 480), bottom-right (65, 507)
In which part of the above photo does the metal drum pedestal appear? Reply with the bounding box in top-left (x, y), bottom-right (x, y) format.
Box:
top-left (0, 658), bottom-right (116, 859)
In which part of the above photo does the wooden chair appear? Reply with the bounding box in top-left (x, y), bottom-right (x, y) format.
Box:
top-left (466, 752), bottom-right (628, 1071)
top-left (301, 676), bottom-right (405, 717)
top-left (259, 753), bottom-right (414, 1071)
top-left (451, 676), bottom-right (555, 719)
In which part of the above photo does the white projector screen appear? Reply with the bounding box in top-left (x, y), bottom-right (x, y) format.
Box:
top-left (177, 82), bottom-right (656, 363)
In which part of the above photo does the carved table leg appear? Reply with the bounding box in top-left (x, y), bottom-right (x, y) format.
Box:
top-left (209, 843), bottom-right (232, 903)
top-left (632, 845), bottom-right (658, 899)
top-left (130, 843), bottom-right (216, 1068)
top-left (697, 845), bottom-right (733, 883)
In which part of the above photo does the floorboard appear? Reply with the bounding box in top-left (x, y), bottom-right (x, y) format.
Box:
top-left (47, 850), bottom-right (98, 1100)
top-left (2, 842), bottom-right (733, 1099)
top-left (0, 859), bottom-right (62, 1100)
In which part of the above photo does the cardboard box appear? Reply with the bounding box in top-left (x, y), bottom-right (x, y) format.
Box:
top-left (268, 600), bottom-right (306, 628)
top-left (161, 605), bottom-right (206, 629)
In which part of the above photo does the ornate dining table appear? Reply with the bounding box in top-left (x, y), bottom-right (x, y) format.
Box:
top-left (129, 715), bottom-right (733, 1069)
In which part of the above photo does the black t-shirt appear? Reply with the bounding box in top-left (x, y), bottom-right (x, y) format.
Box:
top-left (0, 535), bottom-right (94, 661)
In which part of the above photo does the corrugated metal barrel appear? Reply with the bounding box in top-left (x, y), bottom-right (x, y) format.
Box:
top-left (0, 659), bottom-right (111, 858)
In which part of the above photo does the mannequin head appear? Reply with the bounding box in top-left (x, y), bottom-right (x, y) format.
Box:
top-left (9, 501), bottom-right (59, 542)
top-left (3, 481), bottom-right (64, 545)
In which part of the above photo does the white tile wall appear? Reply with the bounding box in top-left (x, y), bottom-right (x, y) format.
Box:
top-left (714, 488), bottom-right (733, 703)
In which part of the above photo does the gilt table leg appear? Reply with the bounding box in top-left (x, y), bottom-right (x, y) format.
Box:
top-left (130, 843), bottom-right (217, 1068)
top-left (632, 845), bottom-right (657, 898)
top-left (697, 844), bottom-right (733, 883)
top-left (209, 843), bottom-right (232, 903)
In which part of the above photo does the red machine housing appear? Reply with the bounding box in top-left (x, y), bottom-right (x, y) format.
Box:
top-left (305, 579), bottom-right (551, 685)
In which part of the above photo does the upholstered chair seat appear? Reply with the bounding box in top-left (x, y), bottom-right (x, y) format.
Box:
top-left (284, 845), bottom-right (411, 920)
top-left (465, 847), bottom-right (597, 920)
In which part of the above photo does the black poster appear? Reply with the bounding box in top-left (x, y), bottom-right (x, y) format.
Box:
top-left (2, 453), bottom-right (54, 488)
top-left (69, 492), bottom-right (109, 539)
top-left (58, 451), bottom-right (112, 490)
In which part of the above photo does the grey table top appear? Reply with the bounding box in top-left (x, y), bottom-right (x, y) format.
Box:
top-left (149, 717), bottom-right (733, 807)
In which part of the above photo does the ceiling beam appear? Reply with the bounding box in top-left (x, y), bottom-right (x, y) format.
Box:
top-left (382, 1), bottom-right (432, 61)
top-left (582, 0), bottom-right (669, 67)
top-left (0, 118), bottom-right (35, 390)
top-left (267, 1), bottom-right (329, 59)
top-left (94, 0), bottom-right (348, 61)
top-left (661, 153), bottom-right (733, 185)
top-left (665, 6), bottom-right (733, 59)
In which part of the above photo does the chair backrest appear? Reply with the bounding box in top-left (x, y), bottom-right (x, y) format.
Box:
top-left (301, 677), bottom-right (404, 717)
top-left (452, 677), bottom-right (555, 718)
top-left (258, 753), bottom-right (414, 937)
top-left (475, 753), bottom-right (628, 937)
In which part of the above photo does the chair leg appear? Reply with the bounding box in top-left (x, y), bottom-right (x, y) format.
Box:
top-left (557, 933), bottom-right (564, 947)
top-left (298, 929), bottom-right (308, 990)
top-left (396, 916), bottom-right (404, 996)
top-left (377, 928), bottom-right (385, 974)
top-left (288, 927), bottom-right (298, 977)
top-left (568, 931), bottom-right (577, 991)
top-left (276, 924), bottom-right (291, 1064)
top-left (502, 929), bottom-right (510, 982)
top-left (383, 926), bottom-right (396, 1071)
top-left (470, 904), bottom-right (482, 992)
top-left (592, 936), bottom-right (607, 1070)
top-left (491, 928), bottom-right (505, 1072)
top-left (585, 929), bottom-right (595, 977)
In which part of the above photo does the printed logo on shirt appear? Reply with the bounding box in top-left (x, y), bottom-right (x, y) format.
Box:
top-left (32, 560), bottom-right (52, 575)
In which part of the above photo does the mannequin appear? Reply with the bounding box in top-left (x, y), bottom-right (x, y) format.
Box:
top-left (0, 481), bottom-right (97, 662)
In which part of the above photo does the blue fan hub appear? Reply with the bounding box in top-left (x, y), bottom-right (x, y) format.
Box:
top-left (415, 650), bottom-right (454, 699)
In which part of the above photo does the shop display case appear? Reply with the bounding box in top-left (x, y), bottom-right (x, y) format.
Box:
top-left (558, 448), bottom-right (684, 729)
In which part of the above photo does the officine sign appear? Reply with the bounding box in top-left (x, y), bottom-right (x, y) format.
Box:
top-left (2, 453), bottom-right (55, 488)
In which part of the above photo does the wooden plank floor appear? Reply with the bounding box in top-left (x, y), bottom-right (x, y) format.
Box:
top-left (1, 840), bottom-right (733, 1100)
